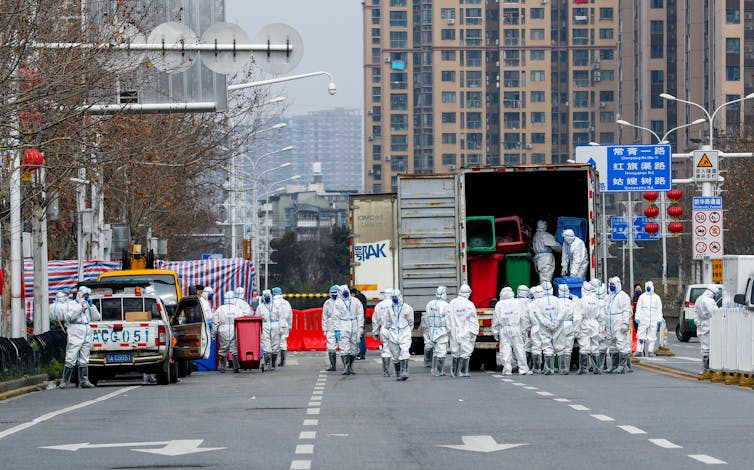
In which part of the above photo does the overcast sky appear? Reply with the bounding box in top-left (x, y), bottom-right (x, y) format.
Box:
top-left (225, 0), bottom-right (363, 116)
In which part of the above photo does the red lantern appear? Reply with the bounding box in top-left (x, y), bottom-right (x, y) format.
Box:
top-left (668, 221), bottom-right (683, 236)
top-left (643, 191), bottom-right (659, 204)
top-left (22, 148), bottom-right (44, 171)
top-left (667, 189), bottom-right (683, 202)
top-left (644, 206), bottom-right (660, 219)
top-left (644, 222), bottom-right (660, 235)
top-left (667, 205), bottom-right (684, 219)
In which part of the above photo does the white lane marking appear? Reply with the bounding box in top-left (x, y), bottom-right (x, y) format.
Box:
top-left (290, 460), bottom-right (311, 470)
top-left (524, 386), bottom-right (538, 390)
top-left (536, 391), bottom-right (553, 397)
top-left (688, 454), bottom-right (727, 465)
top-left (312, 390), bottom-right (323, 395)
top-left (553, 398), bottom-right (571, 403)
top-left (674, 356), bottom-right (702, 362)
top-left (328, 434), bottom-right (349, 437)
top-left (0, 386), bottom-right (140, 440)
top-left (306, 408), bottom-right (320, 415)
top-left (618, 425), bottom-right (646, 435)
top-left (590, 414), bottom-right (615, 422)
top-left (295, 444), bottom-right (314, 454)
top-left (314, 386), bottom-right (325, 390)
top-left (512, 382), bottom-right (525, 386)
top-left (299, 431), bottom-right (316, 440)
top-left (649, 439), bottom-right (682, 449)
top-left (307, 402), bottom-right (320, 407)
top-left (310, 396), bottom-right (323, 401)
top-left (501, 379), bottom-right (514, 383)
top-left (492, 374), bottom-right (503, 378)
top-left (569, 404), bottom-right (590, 411)
top-left (303, 419), bottom-right (318, 426)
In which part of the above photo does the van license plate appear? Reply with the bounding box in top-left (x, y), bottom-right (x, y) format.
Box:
top-left (106, 353), bottom-right (132, 364)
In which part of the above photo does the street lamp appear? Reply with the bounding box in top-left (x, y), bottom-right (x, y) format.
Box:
top-left (228, 71), bottom-right (337, 96)
top-left (616, 117), bottom-right (706, 293)
top-left (258, 175), bottom-right (301, 290)
top-left (659, 92), bottom-right (754, 283)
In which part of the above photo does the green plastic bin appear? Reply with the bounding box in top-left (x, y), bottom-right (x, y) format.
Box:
top-left (504, 253), bottom-right (532, 288)
top-left (466, 216), bottom-right (496, 253)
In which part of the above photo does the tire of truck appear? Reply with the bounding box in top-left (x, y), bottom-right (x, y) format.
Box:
top-left (169, 360), bottom-right (179, 383)
top-left (87, 369), bottom-right (99, 386)
top-left (177, 359), bottom-right (189, 378)
top-left (675, 324), bottom-right (690, 342)
top-left (156, 358), bottom-right (170, 385)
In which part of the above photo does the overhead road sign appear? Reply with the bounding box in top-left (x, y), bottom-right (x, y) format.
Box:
top-left (575, 144), bottom-right (672, 193)
top-left (693, 150), bottom-right (719, 182)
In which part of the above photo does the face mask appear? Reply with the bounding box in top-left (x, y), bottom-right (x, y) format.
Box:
top-left (635, 289), bottom-right (642, 295)
top-left (392, 297), bottom-right (399, 304)
top-left (263, 295), bottom-right (271, 303)
top-left (609, 285), bottom-right (616, 292)
top-left (343, 291), bottom-right (350, 298)
top-left (330, 293), bottom-right (337, 300)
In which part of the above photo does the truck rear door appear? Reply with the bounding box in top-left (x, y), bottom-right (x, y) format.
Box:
top-left (397, 174), bottom-right (461, 310)
top-left (171, 296), bottom-right (210, 360)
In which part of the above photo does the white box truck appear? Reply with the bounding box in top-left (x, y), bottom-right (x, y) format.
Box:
top-left (722, 255), bottom-right (754, 308)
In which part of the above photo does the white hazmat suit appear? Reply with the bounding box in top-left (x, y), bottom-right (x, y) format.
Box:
top-left (372, 288), bottom-right (394, 376)
top-left (695, 287), bottom-right (719, 378)
top-left (385, 289), bottom-right (414, 380)
top-left (59, 286), bottom-right (101, 388)
top-left (532, 220), bottom-right (561, 284)
top-left (424, 286), bottom-right (451, 376)
top-left (531, 282), bottom-right (558, 375)
top-left (577, 282), bottom-right (604, 374)
top-left (212, 291), bottom-right (243, 372)
top-left (554, 284), bottom-right (579, 374)
top-left (333, 285), bottom-right (364, 375)
top-left (516, 286), bottom-right (534, 370)
top-left (448, 284), bottom-right (478, 377)
top-left (273, 287), bottom-right (293, 367)
top-left (322, 285), bottom-right (340, 371)
top-left (635, 281), bottom-right (664, 357)
top-left (561, 229), bottom-right (588, 278)
top-left (603, 277), bottom-right (632, 373)
top-left (255, 289), bottom-right (281, 371)
top-left (492, 287), bottom-right (531, 376)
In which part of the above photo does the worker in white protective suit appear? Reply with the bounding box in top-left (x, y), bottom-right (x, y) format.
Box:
top-left (372, 288), bottom-right (394, 376)
top-left (59, 286), bottom-right (101, 389)
top-left (554, 284), bottom-right (579, 375)
top-left (448, 284), bottom-right (479, 377)
top-left (516, 286), bottom-right (534, 371)
top-left (423, 286), bottom-right (451, 376)
top-left (234, 286), bottom-right (252, 315)
top-left (695, 286), bottom-right (720, 380)
top-left (531, 282), bottom-right (559, 375)
top-left (385, 289), bottom-right (414, 380)
top-left (420, 292), bottom-right (435, 369)
top-left (50, 291), bottom-right (68, 332)
top-left (604, 277), bottom-right (632, 373)
top-left (255, 289), bottom-right (282, 371)
top-left (561, 229), bottom-right (588, 279)
top-left (322, 285), bottom-right (340, 372)
top-left (273, 287), bottom-right (293, 367)
top-left (528, 285), bottom-right (544, 373)
top-left (333, 285), bottom-right (364, 375)
top-left (634, 281), bottom-right (664, 357)
top-left (197, 285), bottom-right (214, 321)
top-left (577, 282), bottom-right (604, 374)
top-left (212, 291), bottom-right (242, 373)
top-left (492, 287), bottom-right (531, 376)
top-left (532, 220), bottom-right (561, 284)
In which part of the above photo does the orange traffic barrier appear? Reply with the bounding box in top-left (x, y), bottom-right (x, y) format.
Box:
top-left (287, 307), bottom-right (381, 351)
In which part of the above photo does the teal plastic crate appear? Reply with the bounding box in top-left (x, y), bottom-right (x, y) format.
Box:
top-left (467, 216), bottom-right (496, 253)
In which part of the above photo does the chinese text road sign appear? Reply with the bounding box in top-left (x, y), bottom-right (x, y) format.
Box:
top-left (610, 216), bottom-right (659, 242)
top-left (692, 196), bottom-right (724, 260)
top-left (693, 150), bottom-right (719, 182)
top-left (574, 144), bottom-right (672, 192)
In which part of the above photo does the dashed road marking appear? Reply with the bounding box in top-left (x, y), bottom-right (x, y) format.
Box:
top-left (299, 431), bottom-right (316, 440)
top-left (310, 396), bottom-right (323, 401)
top-left (303, 419), bottom-right (318, 426)
top-left (290, 460), bottom-right (311, 470)
top-left (295, 444), bottom-right (314, 454)
top-left (649, 439), bottom-right (682, 449)
top-left (688, 454), bottom-right (727, 465)
top-left (553, 398), bottom-right (571, 403)
top-left (306, 408), bottom-right (320, 415)
top-left (312, 390), bottom-right (323, 395)
top-left (307, 402), bottom-right (320, 407)
top-left (569, 404), bottom-right (590, 411)
top-left (524, 386), bottom-right (538, 390)
top-left (590, 414), bottom-right (615, 422)
top-left (536, 391), bottom-right (553, 396)
top-left (492, 374), bottom-right (503, 378)
top-left (512, 382), bottom-right (525, 386)
top-left (618, 425), bottom-right (646, 435)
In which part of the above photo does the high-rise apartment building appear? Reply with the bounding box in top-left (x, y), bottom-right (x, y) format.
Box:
top-left (363, 0), bottom-right (753, 193)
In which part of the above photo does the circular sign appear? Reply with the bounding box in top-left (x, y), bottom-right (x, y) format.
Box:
top-left (709, 225), bottom-right (721, 237)
top-left (253, 23), bottom-right (304, 75)
top-left (200, 22), bottom-right (251, 74)
top-left (695, 241), bottom-right (707, 253)
top-left (695, 212), bottom-right (706, 223)
top-left (147, 22), bottom-right (199, 74)
top-left (710, 242), bottom-right (721, 253)
top-left (709, 211), bottom-right (721, 223)
top-left (695, 226), bottom-right (707, 237)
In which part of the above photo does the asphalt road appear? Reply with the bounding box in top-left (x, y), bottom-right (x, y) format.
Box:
top-left (1, 349), bottom-right (751, 469)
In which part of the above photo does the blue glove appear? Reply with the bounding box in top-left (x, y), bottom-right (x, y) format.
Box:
top-left (335, 330), bottom-right (341, 341)
top-left (657, 321), bottom-right (662, 327)
top-left (87, 298), bottom-right (93, 307)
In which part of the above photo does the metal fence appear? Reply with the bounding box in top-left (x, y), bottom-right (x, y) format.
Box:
top-left (0, 330), bottom-right (67, 380)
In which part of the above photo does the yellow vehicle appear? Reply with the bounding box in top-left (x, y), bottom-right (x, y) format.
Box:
top-left (98, 269), bottom-right (182, 317)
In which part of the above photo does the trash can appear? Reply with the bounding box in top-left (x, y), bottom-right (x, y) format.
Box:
top-left (494, 216), bottom-right (526, 254)
top-left (194, 320), bottom-right (217, 371)
top-left (504, 253), bottom-right (532, 289)
top-left (554, 276), bottom-right (585, 298)
top-left (556, 217), bottom-right (588, 244)
top-left (235, 316), bottom-right (263, 371)
top-left (467, 216), bottom-right (496, 253)
top-left (468, 254), bottom-right (504, 307)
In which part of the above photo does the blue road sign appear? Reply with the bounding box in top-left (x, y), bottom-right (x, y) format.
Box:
top-left (610, 216), bottom-right (659, 241)
top-left (201, 252), bottom-right (224, 260)
top-left (606, 144), bottom-right (672, 192)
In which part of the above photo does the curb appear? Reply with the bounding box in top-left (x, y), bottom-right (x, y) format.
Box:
top-left (0, 374), bottom-right (51, 401)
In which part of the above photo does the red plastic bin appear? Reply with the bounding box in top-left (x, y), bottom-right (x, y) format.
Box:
top-left (494, 216), bottom-right (527, 254)
top-left (234, 316), bottom-right (263, 371)
top-left (468, 254), bottom-right (504, 308)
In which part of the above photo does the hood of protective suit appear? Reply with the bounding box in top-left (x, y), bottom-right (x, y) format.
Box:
top-left (272, 287), bottom-right (282, 296)
top-left (76, 286), bottom-right (92, 301)
top-left (436, 286), bottom-right (448, 300)
top-left (609, 276), bottom-right (623, 293)
top-left (459, 284), bottom-right (472, 299)
top-left (562, 229), bottom-right (576, 244)
top-left (597, 285), bottom-right (607, 298)
top-left (235, 287), bottom-right (245, 297)
top-left (541, 281), bottom-right (553, 296)
top-left (531, 286), bottom-right (545, 299)
top-left (224, 291), bottom-right (235, 304)
top-left (55, 291), bottom-right (67, 301)
top-left (644, 281), bottom-right (654, 293)
top-left (589, 278), bottom-right (601, 290)
top-left (340, 285), bottom-right (351, 298)
top-left (391, 288), bottom-right (403, 305)
top-left (558, 284), bottom-right (570, 298)
top-left (581, 282), bottom-right (595, 296)
top-left (383, 288), bottom-right (393, 300)
top-left (500, 286), bottom-right (515, 300)
top-left (536, 220), bottom-right (547, 231)
top-left (516, 285), bottom-right (530, 299)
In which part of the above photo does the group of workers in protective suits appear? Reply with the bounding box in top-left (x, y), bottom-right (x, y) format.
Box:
top-left (322, 285), bottom-right (365, 376)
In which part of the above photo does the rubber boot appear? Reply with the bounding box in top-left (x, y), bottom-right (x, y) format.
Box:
top-left (430, 356), bottom-right (438, 376)
top-left (532, 354), bottom-right (542, 374)
top-left (278, 350), bottom-right (286, 367)
top-left (543, 355), bottom-right (555, 375)
top-left (349, 355), bottom-right (356, 374)
top-left (342, 355), bottom-right (350, 375)
top-left (394, 362), bottom-right (402, 381)
top-left (400, 359), bottom-right (409, 381)
top-left (78, 366), bottom-right (95, 388)
top-left (577, 353), bottom-right (589, 375)
top-left (460, 358), bottom-right (471, 377)
top-left (270, 354), bottom-right (278, 371)
top-left (450, 357), bottom-right (459, 377)
top-left (424, 348), bottom-right (433, 368)
top-left (526, 351), bottom-right (533, 370)
top-left (590, 354), bottom-right (602, 375)
top-left (698, 355), bottom-right (712, 381)
top-left (596, 352), bottom-right (606, 373)
top-left (608, 352), bottom-right (620, 373)
top-left (326, 353), bottom-right (337, 372)
top-left (58, 366), bottom-right (74, 389)
top-left (263, 354), bottom-right (271, 372)
top-left (436, 356), bottom-right (446, 376)
top-left (219, 356), bottom-right (227, 373)
top-left (625, 353), bottom-right (633, 373)
top-left (382, 357), bottom-right (392, 376)
top-left (615, 353), bottom-right (628, 374)
top-left (232, 354), bottom-right (240, 373)
top-left (558, 354), bottom-right (570, 375)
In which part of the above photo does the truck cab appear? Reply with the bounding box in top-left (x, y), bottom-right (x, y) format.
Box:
top-left (733, 275), bottom-right (754, 310)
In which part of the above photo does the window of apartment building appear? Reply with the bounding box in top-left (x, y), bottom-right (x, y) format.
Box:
top-left (441, 50), bottom-right (456, 61)
top-left (372, 68), bottom-right (382, 84)
top-left (441, 29), bottom-right (456, 41)
top-left (487, 155), bottom-right (501, 166)
top-left (599, 111), bottom-right (615, 123)
top-left (600, 49), bottom-right (614, 60)
top-left (390, 31), bottom-right (407, 48)
top-left (530, 70), bottom-right (545, 82)
top-left (390, 114), bottom-right (408, 131)
top-left (502, 154), bottom-right (519, 164)
top-left (466, 91), bottom-right (482, 108)
top-left (650, 70), bottom-right (664, 108)
top-left (599, 132), bottom-right (614, 143)
top-left (465, 50), bottom-right (482, 66)
top-left (503, 70), bottom-right (520, 87)
top-left (466, 71), bottom-right (482, 87)
top-left (372, 28), bottom-right (381, 45)
top-left (530, 49), bottom-right (545, 60)
top-left (441, 70), bottom-right (456, 82)
top-left (372, 145), bottom-right (382, 160)
top-left (390, 93), bottom-right (408, 110)
top-left (390, 0), bottom-right (406, 6)
top-left (467, 133), bottom-right (483, 150)
top-left (531, 133), bottom-right (546, 144)
top-left (726, 4), bottom-right (741, 24)
top-left (599, 28), bottom-right (614, 40)
top-left (651, 0), bottom-right (663, 7)
top-left (599, 8), bottom-right (614, 20)
top-left (372, 106), bottom-right (382, 122)
top-left (530, 29), bottom-right (545, 41)
top-left (442, 112), bottom-right (456, 123)
top-left (530, 91), bottom-right (545, 103)
top-left (390, 72), bottom-right (408, 89)
top-left (442, 133), bottom-right (456, 144)
top-left (573, 91), bottom-right (589, 107)
top-left (440, 8), bottom-right (455, 19)
top-left (726, 37), bottom-right (740, 53)
top-left (391, 156), bottom-right (408, 172)
top-left (441, 91), bottom-right (457, 103)
top-left (530, 8), bottom-right (545, 20)
top-left (573, 133), bottom-right (589, 145)
top-left (531, 112), bottom-right (546, 124)
top-left (464, 29), bottom-right (482, 46)
top-left (572, 29), bottom-right (588, 46)
top-left (573, 70), bottom-right (589, 87)
top-left (373, 183), bottom-right (382, 193)
top-left (650, 120), bottom-right (665, 137)
top-left (726, 64), bottom-right (741, 81)
top-left (442, 154), bottom-right (457, 165)
top-left (504, 50), bottom-right (520, 66)
top-left (390, 11), bottom-right (407, 27)
top-left (504, 29), bottom-right (519, 46)
top-left (572, 111), bottom-right (590, 129)
top-left (372, 86), bottom-right (382, 103)
top-left (371, 164), bottom-right (382, 180)
top-left (466, 112), bottom-right (482, 129)
top-left (650, 20), bottom-right (663, 58)
top-left (372, 48), bottom-right (382, 63)
top-left (600, 69), bottom-right (615, 81)
top-left (599, 90), bottom-right (614, 102)
top-left (573, 49), bottom-right (588, 66)
top-left (391, 134), bottom-right (408, 151)
top-left (372, 125), bottom-right (381, 137)
top-left (372, 9), bottom-right (381, 24)
top-left (503, 8), bottom-right (519, 25)
top-left (504, 91), bottom-right (521, 108)
top-left (530, 153), bottom-right (546, 164)
top-left (465, 8), bottom-right (482, 25)
top-left (467, 153), bottom-right (483, 165)
top-left (504, 112), bottom-right (520, 129)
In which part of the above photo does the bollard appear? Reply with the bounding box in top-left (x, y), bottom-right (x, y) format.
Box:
top-left (710, 370), bottom-right (725, 383)
top-left (724, 372), bottom-right (740, 385)
top-left (739, 374), bottom-right (753, 387)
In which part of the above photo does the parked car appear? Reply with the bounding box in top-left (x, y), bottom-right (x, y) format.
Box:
top-left (676, 283), bottom-right (723, 342)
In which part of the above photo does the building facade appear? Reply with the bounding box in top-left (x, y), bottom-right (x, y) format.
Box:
top-left (363, 0), bottom-right (753, 193)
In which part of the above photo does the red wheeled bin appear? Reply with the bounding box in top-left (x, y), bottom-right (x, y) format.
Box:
top-left (234, 316), bottom-right (263, 372)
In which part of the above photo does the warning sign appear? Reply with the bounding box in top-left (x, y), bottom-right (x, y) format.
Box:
top-left (693, 150), bottom-right (718, 182)
top-left (692, 197), bottom-right (724, 260)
